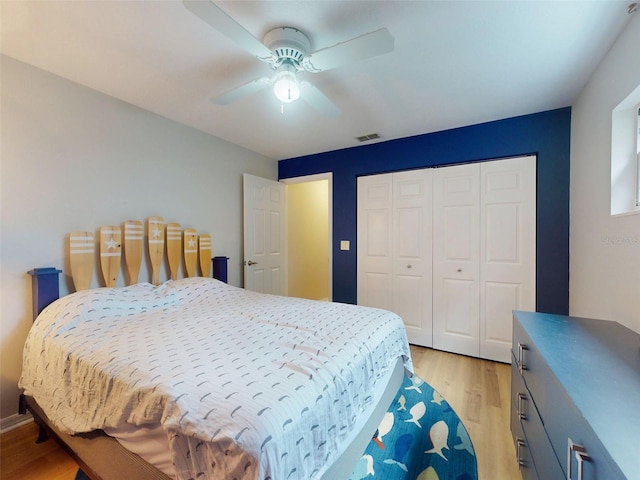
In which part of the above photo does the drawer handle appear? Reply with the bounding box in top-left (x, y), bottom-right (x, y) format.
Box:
top-left (517, 393), bottom-right (527, 420)
top-left (517, 343), bottom-right (529, 374)
top-left (516, 437), bottom-right (526, 468)
top-left (567, 438), bottom-right (591, 480)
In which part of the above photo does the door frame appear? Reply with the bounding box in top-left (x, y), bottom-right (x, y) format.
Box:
top-left (280, 173), bottom-right (333, 301)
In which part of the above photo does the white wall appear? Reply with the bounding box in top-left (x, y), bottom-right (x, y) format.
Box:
top-left (570, 12), bottom-right (640, 332)
top-left (0, 56), bottom-right (277, 421)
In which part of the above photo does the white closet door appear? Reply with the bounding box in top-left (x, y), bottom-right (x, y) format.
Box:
top-left (392, 170), bottom-right (433, 346)
top-left (357, 174), bottom-right (393, 310)
top-left (480, 156), bottom-right (536, 362)
top-left (432, 163), bottom-right (481, 357)
top-left (359, 158), bottom-right (536, 360)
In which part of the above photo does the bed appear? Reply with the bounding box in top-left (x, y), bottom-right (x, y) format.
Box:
top-left (18, 217), bottom-right (412, 480)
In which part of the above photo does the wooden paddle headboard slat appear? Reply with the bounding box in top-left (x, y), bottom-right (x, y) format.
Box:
top-left (69, 231), bottom-right (94, 291)
top-left (183, 229), bottom-right (198, 278)
top-left (123, 220), bottom-right (143, 285)
top-left (99, 226), bottom-right (122, 288)
top-left (166, 223), bottom-right (182, 281)
top-left (147, 216), bottom-right (165, 285)
top-left (199, 234), bottom-right (212, 278)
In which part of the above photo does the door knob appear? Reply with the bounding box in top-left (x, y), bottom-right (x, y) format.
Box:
top-left (246, 260), bottom-right (258, 266)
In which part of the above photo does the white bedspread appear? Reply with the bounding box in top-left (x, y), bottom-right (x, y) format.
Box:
top-left (20, 278), bottom-right (411, 480)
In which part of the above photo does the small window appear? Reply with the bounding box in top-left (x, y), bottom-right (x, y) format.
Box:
top-left (636, 106), bottom-right (640, 207)
top-left (611, 86), bottom-right (640, 216)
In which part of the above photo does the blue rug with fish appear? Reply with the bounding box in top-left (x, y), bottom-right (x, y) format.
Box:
top-left (349, 369), bottom-right (477, 480)
top-left (75, 369), bottom-right (476, 480)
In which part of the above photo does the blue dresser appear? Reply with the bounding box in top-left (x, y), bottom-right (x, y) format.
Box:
top-left (511, 311), bottom-right (640, 480)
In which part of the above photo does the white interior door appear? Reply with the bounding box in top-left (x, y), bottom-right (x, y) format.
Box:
top-left (357, 174), bottom-right (393, 310)
top-left (480, 156), bottom-right (536, 362)
top-left (432, 163), bottom-right (481, 357)
top-left (243, 174), bottom-right (286, 295)
top-left (392, 170), bottom-right (433, 346)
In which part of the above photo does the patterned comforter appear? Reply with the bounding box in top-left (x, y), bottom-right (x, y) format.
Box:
top-left (20, 277), bottom-right (411, 480)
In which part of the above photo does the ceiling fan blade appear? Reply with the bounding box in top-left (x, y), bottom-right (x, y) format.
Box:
top-left (183, 0), bottom-right (275, 63)
top-left (212, 77), bottom-right (271, 105)
top-left (300, 82), bottom-right (341, 118)
top-left (302, 28), bottom-right (394, 73)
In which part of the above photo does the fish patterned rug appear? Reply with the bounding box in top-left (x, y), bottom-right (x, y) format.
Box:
top-left (349, 369), bottom-right (477, 480)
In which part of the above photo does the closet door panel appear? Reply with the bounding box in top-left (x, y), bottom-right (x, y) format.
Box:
top-left (357, 174), bottom-right (393, 310)
top-left (393, 169), bottom-right (432, 346)
top-left (360, 272), bottom-right (392, 310)
top-left (480, 156), bottom-right (537, 362)
top-left (433, 163), bottom-right (480, 357)
top-left (394, 274), bottom-right (425, 329)
top-left (442, 278), bottom-right (477, 333)
top-left (365, 209), bottom-right (391, 261)
top-left (484, 281), bottom-right (521, 343)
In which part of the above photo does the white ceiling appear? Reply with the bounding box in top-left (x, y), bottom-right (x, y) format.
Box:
top-left (1, 1), bottom-right (635, 160)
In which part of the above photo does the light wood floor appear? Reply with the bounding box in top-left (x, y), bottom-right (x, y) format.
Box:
top-left (0, 421), bottom-right (78, 480)
top-left (409, 345), bottom-right (520, 480)
top-left (0, 345), bottom-right (521, 479)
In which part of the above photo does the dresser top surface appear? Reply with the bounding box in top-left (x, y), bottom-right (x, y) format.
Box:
top-left (514, 311), bottom-right (640, 475)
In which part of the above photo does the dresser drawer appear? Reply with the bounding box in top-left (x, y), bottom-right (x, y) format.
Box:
top-left (535, 370), bottom-right (623, 480)
top-left (510, 391), bottom-right (536, 480)
top-left (511, 360), bottom-right (564, 480)
top-left (512, 316), bottom-right (550, 417)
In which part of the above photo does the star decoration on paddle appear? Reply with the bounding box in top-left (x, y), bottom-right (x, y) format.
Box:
top-left (105, 238), bottom-right (118, 250)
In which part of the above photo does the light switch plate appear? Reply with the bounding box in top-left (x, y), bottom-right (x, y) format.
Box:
top-left (340, 240), bottom-right (350, 251)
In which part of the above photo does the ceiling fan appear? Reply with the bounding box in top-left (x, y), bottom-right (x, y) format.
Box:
top-left (183, 0), bottom-right (394, 117)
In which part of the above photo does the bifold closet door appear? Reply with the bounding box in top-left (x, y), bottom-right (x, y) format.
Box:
top-left (391, 170), bottom-right (433, 346)
top-left (432, 156), bottom-right (536, 362)
top-left (480, 156), bottom-right (536, 362)
top-left (432, 163), bottom-right (481, 357)
top-left (358, 156), bottom-right (536, 360)
top-left (357, 170), bottom-right (433, 347)
top-left (357, 174), bottom-right (393, 310)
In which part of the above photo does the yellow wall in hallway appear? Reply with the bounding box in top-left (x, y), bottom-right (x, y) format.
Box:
top-left (287, 181), bottom-right (329, 300)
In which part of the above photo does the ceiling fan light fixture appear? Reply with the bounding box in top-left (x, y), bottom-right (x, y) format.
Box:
top-left (273, 63), bottom-right (300, 103)
top-left (185, 2), bottom-right (389, 116)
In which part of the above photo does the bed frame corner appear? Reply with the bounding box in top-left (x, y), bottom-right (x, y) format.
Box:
top-left (28, 267), bottom-right (62, 320)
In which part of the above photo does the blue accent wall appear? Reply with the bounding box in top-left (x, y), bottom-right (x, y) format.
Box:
top-left (279, 107), bottom-right (571, 314)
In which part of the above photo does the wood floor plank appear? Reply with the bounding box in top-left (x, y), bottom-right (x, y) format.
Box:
top-left (484, 362), bottom-right (502, 408)
top-left (1, 347), bottom-right (521, 480)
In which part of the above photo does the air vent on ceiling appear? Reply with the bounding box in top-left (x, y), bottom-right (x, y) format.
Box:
top-left (355, 133), bottom-right (381, 143)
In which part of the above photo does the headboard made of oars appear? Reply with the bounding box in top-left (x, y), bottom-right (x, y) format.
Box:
top-left (68, 216), bottom-right (212, 291)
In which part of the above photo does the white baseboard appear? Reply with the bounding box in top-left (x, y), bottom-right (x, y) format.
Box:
top-left (0, 412), bottom-right (33, 434)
